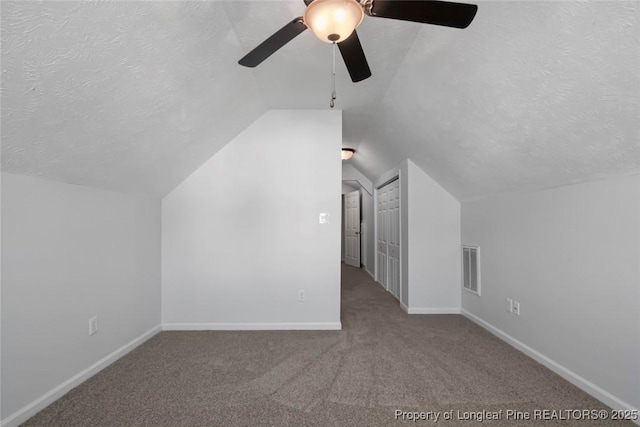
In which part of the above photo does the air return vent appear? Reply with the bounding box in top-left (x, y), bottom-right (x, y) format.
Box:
top-left (462, 246), bottom-right (480, 296)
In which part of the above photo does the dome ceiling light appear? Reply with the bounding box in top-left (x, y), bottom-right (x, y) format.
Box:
top-left (341, 148), bottom-right (355, 160)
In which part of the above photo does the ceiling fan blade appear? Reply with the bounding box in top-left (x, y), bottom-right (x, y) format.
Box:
top-left (367, 0), bottom-right (478, 29)
top-left (338, 30), bottom-right (372, 83)
top-left (238, 18), bottom-right (307, 67)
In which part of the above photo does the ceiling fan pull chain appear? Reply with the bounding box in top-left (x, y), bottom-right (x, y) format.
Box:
top-left (330, 42), bottom-right (337, 108)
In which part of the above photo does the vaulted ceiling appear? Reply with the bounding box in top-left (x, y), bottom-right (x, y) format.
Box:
top-left (2, 1), bottom-right (639, 199)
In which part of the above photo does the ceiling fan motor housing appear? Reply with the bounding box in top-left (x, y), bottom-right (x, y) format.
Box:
top-left (303, 0), bottom-right (365, 43)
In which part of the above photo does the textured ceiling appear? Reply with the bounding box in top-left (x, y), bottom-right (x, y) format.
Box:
top-left (1, 1), bottom-right (266, 195)
top-left (351, 0), bottom-right (640, 199)
top-left (2, 1), bottom-right (639, 199)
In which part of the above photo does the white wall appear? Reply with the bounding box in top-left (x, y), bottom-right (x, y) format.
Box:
top-left (461, 174), bottom-right (640, 412)
top-left (341, 182), bottom-right (358, 194)
top-left (374, 160), bottom-right (461, 313)
top-left (342, 164), bottom-right (373, 195)
top-left (162, 110), bottom-right (342, 329)
top-left (1, 173), bottom-right (161, 424)
top-left (406, 160), bottom-right (461, 313)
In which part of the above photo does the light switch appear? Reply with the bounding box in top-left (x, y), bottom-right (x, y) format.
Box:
top-left (319, 213), bottom-right (329, 224)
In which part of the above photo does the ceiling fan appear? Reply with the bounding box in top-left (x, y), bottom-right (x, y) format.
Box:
top-left (238, 0), bottom-right (478, 83)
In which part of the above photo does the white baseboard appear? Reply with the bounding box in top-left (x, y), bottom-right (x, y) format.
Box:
top-left (162, 322), bottom-right (342, 331)
top-left (1, 325), bottom-right (161, 427)
top-left (364, 267), bottom-right (375, 279)
top-left (461, 309), bottom-right (639, 419)
top-left (405, 307), bottom-right (461, 314)
top-left (399, 304), bottom-right (460, 315)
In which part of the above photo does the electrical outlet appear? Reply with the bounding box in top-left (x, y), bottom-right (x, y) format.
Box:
top-left (89, 316), bottom-right (98, 335)
top-left (507, 298), bottom-right (513, 313)
top-left (513, 301), bottom-right (520, 316)
top-left (298, 290), bottom-right (305, 302)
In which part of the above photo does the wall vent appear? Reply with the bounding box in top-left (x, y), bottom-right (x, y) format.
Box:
top-left (462, 246), bottom-right (480, 296)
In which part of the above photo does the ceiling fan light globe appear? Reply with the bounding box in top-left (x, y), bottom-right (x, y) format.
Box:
top-left (304, 0), bottom-right (364, 43)
top-left (341, 148), bottom-right (355, 160)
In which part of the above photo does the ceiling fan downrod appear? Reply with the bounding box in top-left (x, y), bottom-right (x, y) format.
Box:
top-left (330, 42), bottom-right (337, 108)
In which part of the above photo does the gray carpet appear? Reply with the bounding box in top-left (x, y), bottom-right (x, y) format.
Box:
top-left (24, 265), bottom-right (632, 426)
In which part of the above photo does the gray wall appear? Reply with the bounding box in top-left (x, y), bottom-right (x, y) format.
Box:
top-left (406, 160), bottom-right (461, 312)
top-left (376, 160), bottom-right (461, 312)
top-left (1, 173), bottom-right (161, 420)
top-left (162, 110), bottom-right (342, 328)
top-left (341, 182), bottom-right (358, 193)
top-left (462, 174), bottom-right (640, 411)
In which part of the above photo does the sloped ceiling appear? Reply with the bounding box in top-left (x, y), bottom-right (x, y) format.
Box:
top-left (1, 1), bottom-right (266, 196)
top-left (352, 1), bottom-right (640, 199)
top-left (2, 1), bottom-right (639, 199)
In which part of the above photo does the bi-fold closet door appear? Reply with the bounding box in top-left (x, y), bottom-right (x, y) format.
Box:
top-left (376, 178), bottom-right (400, 300)
top-left (344, 190), bottom-right (361, 268)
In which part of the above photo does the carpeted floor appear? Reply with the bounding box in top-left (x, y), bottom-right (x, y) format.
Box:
top-left (24, 265), bottom-right (632, 426)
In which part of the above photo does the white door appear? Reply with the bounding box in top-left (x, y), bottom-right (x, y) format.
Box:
top-left (387, 180), bottom-right (401, 299)
top-left (344, 190), bottom-right (361, 268)
top-left (377, 185), bottom-right (389, 289)
top-left (376, 179), bottom-right (400, 300)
